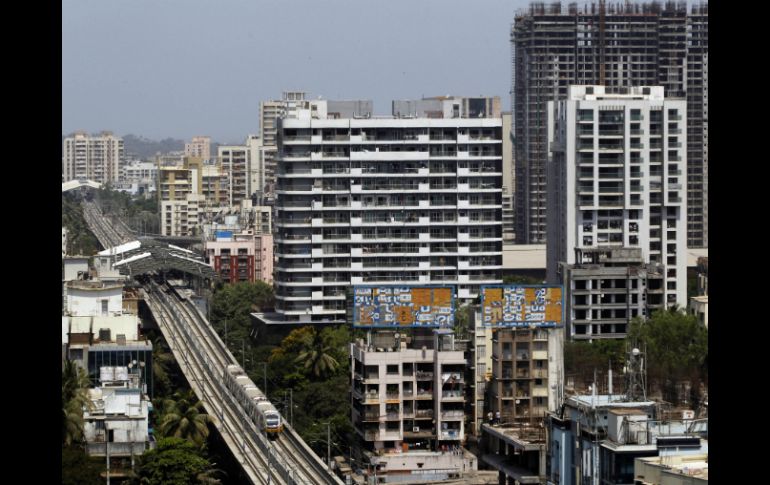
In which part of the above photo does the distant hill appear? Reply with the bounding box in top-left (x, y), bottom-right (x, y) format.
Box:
top-left (61, 133), bottom-right (224, 161)
top-left (123, 134), bottom-right (185, 160)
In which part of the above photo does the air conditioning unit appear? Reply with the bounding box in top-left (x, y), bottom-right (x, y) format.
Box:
top-left (413, 426), bottom-right (420, 432)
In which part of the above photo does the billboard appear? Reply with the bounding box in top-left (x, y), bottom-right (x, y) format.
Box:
top-left (480, 285), bottom-right (563, 328)
top-left (352, 286), bottom-right (454, 328)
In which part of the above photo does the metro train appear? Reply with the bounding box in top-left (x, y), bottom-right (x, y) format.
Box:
top-left (224, 364), bottom-right (284, 437)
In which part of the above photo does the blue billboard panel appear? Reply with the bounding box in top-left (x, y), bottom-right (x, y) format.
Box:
top-left (352, 286), bottom-right (454, 328)
top-left (481, 285), bottom-right (564, 328)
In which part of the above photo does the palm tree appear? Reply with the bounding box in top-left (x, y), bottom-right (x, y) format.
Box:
top-left (152, 336), bottom-right (176, 397)
top-left (62, 360), bottom-right (92, 446)
top-left (294, 330), bottom-right (340, 378)
top-left (159, 390), bottom-right (212, 447)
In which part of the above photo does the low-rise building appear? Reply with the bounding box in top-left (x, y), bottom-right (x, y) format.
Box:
top-left (65, 280), bottom-right (124, 317)
top-left (547, 394), bottom-right (708, 485)
top-left (480, 326), bottom-right (564, 485)
top-left (689, 296), bottom-right (708, 329)
top-left (635, 453), bottom-right (708, 484)
top-left (83, 367), bottom-right (154, 467)
top-left (350, 330), bottom-right (478, 482)
top-left (205, 230), bottom-right (274, 284)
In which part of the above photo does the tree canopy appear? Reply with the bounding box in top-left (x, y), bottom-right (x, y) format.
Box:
top-left (132, 437), bottom-right (213, 485)
top-left (628, 307), bottom-right (708, 399)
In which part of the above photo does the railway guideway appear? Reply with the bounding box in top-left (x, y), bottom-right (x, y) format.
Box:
top-left (143, 281), bottom-right (342, 485)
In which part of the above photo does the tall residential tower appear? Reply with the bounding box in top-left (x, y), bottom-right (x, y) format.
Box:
top-left (546, 85), bottom-right (686, 340)
top-left (262, 97), bottom-right (503, 325)
top-left (511, 1), bottom-right (708, 247)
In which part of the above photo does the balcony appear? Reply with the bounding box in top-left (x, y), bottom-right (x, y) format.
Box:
top-left (415, 409), bottom-right (434, 419)
top-left (441, 430), bottom-right (461, 440)
top-left (441, 410), bottom-right (464, 420)
top-left (441, 391), bottom-right (464, 400)
top-left (415, 371), bottom-right (434, 381)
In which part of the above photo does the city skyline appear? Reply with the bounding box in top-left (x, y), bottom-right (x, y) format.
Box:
top-left (63, 0), bottom-right (526, 143)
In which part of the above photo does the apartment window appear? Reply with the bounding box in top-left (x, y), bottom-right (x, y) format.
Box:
top-left (476, 345), bottom-right (486, 358)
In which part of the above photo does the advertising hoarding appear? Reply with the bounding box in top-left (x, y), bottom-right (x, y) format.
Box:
top-left (352, 286), bottom-right (454, 327)
top-left (481, 285), bottom-right (563, 327)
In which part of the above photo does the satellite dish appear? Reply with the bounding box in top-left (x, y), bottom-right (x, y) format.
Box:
top-left (632, 348), bottom-right (640, 356)
top-left (394, 333), bottom-right (400, 339)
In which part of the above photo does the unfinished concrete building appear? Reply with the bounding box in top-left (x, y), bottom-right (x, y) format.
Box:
top-left (562, 248), bottom-right (666, 340)
top-left (511, 1), bottom-right (708, 248)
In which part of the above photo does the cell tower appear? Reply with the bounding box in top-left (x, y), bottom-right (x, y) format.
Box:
top-left (623, 340), bottom-right (647, 402)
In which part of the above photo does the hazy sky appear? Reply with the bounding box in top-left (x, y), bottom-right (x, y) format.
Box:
top-left (63, 0), bottom-right (531, 144)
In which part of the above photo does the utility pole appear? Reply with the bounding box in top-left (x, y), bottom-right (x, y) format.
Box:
top-left (327, 422), bottom-right (331, 473)
top-left (106, 423), bottom-right (111, 485)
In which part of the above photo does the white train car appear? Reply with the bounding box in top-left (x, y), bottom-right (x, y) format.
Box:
top-left (222, 364), bottom-right (283, 437)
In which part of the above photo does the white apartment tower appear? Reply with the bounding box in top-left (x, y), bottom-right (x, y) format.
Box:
top-left (268, 97), bottom-right (503, 325)
top-left (62, 131), bottom-right (124, 184)
top-left (260, 92), bottom-right (310, 196)
top-left (546, 86), bottom-right (687, 339)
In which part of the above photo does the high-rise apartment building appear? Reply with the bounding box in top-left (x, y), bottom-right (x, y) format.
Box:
top-left (158, 156), bottom-right (204, 237)
top-left (546, 85), bottom-right (686, 339)
top-left (218, 144), bottom-right (249, 207)
top-left (264, 97), bottom-right (503, 325)
top-left (185, 136), bottom-right (211, 161)
top-left (62, 131), bottom-right (124, 184)
top-left (259, 92), bottom-right (311, 196)
top-left (511, 1), bottom-right (708, 247)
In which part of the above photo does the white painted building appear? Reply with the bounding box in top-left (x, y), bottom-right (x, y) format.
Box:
top-left (63, 131), bottom-right (124, 184)
top-left (546, 86), bottom-right (687, 339)
top-left (268, 96), bottom-right (503, 324)
top-left (120, 160), bottom-right (158, 193)
top-left (161, 194), bottom-right (205, 237)
top-left (689, 296), bottom-right (708, 329)
top-left (83, 374), bottom-right (153, 458)
top-left (65, 281), bottom-right (124, 317)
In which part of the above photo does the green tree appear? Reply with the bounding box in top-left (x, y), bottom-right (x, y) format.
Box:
top-left (158, 390), bottom-right (213, 448)
top-left (61, 194), bottom-right (99, 255)
top-left (294, 328), bottom-right (340, 378)
top-left (210, 281), bottom-right (274, 345)
top-left (62, 360), bottom-right (92, 446)
top-left (628, 308), bottom-right (708, 403)
top-left (62, 445), bottom-right (104, 485)
top-left (132, 437), bottom-right (212, 485)
top-left (151, 335), bottom-right (176, 398)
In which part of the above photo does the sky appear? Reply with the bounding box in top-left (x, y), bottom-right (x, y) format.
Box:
top-left (63, 0), bottom-right (531, 144)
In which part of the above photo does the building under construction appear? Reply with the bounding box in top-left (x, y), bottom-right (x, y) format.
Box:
top-left (511, 1), bottom-right (708, 248)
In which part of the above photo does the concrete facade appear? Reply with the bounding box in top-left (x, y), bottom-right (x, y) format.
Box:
top-left (66, 281), bottom-right (124, 317)
top-left (351, 330), bottom-right (478, 482)
top-left (269, 96), bottom-right (503, 324)
top-left (546, 86), bottom-right (686, 340)
top-left (205, 230), bottom-right (274, 284)
top-left (511, 2), bottom-right (708, 248)
top-left (63, 131), bottom-right (124, 184)
top-left (185, 135), bottom-right (211, 160)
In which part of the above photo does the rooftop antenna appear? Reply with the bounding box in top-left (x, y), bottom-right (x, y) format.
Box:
top-left (623, 340), bottom-right (647, 402)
